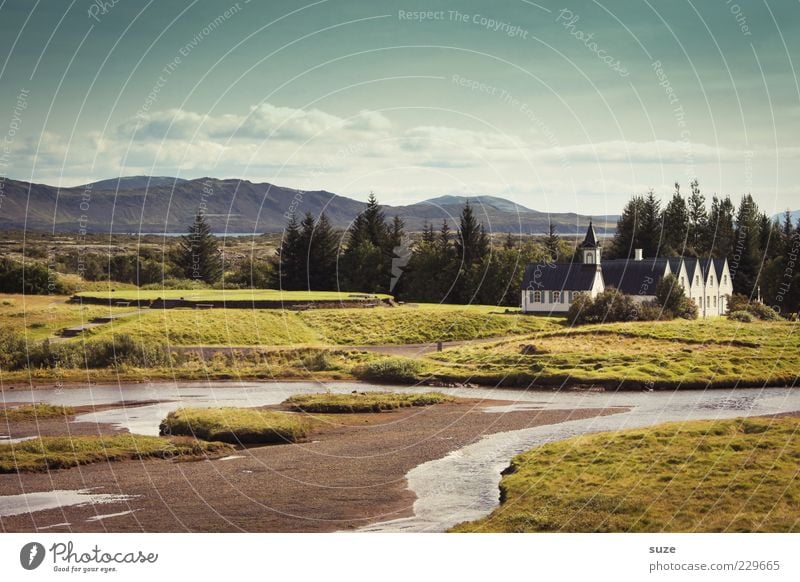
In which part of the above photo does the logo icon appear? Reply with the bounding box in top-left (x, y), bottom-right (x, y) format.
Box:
top-left (20, 542), bottom-right (46, 570)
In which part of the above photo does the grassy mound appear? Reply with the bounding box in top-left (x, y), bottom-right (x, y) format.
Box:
top-left (0, 434), bottom-right (231, 473)
top-left (2, 403), bottom-right (76, 421)
top-left (159, 407), bottom-right (310, 444)
top-left (451, 417), bottom-right (800, 533)
top-left (428, 318), bottom-right (800, 389)
top-left (284, 391), bottom-right (454, 413)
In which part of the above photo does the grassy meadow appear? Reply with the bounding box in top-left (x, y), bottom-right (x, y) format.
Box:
top-left (83, 303), bottom-right (560, 346)
top-left (283, 391), bottom-right (453, 413)
top-left (0, 434), bottom-right (231, 473)
top-left (75, 289), bottom-right (392, 302)
top-left (452, 416), bottom-right (800, 532)
top-left (160, 407), bottom-right (311, 444)
top-left (423, 318), bottom-right (800, 389)
top-left (0, 294), bottom-right (134, 341)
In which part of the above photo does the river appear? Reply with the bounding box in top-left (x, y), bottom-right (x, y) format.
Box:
top-left (5, 381), bottom-right (799, 532)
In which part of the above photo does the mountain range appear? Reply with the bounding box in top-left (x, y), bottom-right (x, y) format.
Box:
top-left (0, 176), bottom-right (617, 236)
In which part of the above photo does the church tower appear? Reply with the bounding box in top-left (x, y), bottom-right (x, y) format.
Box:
top-left (580, 220), bottom-right (601, 265)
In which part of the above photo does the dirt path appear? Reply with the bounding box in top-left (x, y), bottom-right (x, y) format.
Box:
top-left (0, 401), bottom-right (627, 532)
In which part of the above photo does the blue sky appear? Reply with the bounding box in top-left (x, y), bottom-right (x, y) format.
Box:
top-left (1, 0), bottom-right (798, 214)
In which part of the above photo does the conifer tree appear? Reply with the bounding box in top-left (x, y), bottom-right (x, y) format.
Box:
top-left (178, 212), bottom-right (221, 284)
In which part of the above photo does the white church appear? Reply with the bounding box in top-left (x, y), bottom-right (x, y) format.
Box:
top-left (521, 222), bottom-right (733, 318)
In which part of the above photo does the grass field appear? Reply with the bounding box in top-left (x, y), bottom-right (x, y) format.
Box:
top-left (452, 417), bottom-right (800, 532)
top-left (0, 295), bottom-right (134, 340)
top-left (159, 407), bottom-right (311, 444)
top-left (0, 434), bottom-right (231, 473)
top-left (83, 304), bottom-right (560, 346)
top-left (283, 391), bottom-right (453, 413)
top-left (75, 289), bottom-right (392, 301)
top-left (1, 403), bottom-right (75, 421)
top-left (425, 318), bottom-right (800, 388)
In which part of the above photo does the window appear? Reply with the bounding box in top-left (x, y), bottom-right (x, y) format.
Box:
top-left (681, 276), bottom-right (685, 287)
top-left (723, 275), bottom-right (727, 285)
top-left (713, 296), bottom-right (717, 307)
top-left (707, 295), bottom-right (711, 308)
top-left (696, 275), bottom-right (700, 285)
top-left (710, 276), bottom-right (714, 287)
top-left (552, 291), bottom-right (561, 303)
top-left (699, 297), bottom-right (703, 307)
top-left (533, 290), bottom-right (542, 302)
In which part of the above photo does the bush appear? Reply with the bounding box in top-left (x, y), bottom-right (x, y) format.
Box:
top-left (567, 287), bottom-right (639, 325)
top-left (728, 310), bottom-right (754, 323)
top-left (675, 296), bottom-right (699, 320)
top-left (726, 294), bottom-right (782, 321)
top-left (0, 258), bottom-right (69, 295)
top-left (746, 302), bottom-right (782, 321)
top-left (353, 357), bottom-right (425, 383)
top-left (299, 351), bottom-right (334, 372)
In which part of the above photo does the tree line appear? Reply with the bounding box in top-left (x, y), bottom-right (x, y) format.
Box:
top-left (274, 192), bottom-right (558, 306)
top-left (609, 181), bottom-right (799, 314)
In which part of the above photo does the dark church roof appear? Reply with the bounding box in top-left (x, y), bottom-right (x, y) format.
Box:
top-left (601, 259), bottom-right (669, 296)
top-left (522, 262), bottom-right (600, 292)
top-left (579, 221), bottom-right (601, 248)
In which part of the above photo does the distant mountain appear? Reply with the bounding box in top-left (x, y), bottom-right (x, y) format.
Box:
top-left (422, 195), bottom-right (535, 214)
top-left (79, 176), bottom-right (188, 190)
top-left (0, 176), bottom-right (615, 235)
top-left (772, 210), bottom-right (800, 224)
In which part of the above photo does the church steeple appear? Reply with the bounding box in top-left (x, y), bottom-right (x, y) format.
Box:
top-left (579, 220), bottom-right (601, 264)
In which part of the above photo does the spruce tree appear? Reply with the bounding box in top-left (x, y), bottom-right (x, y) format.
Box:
top-left (178, 212), bottom-right (221, 284)
top-left (544, 222), bottom-right (560, 261)
top-left (662, 185), bottom-right (689, 256)
top-left (277, 213), bottom-right (304, 290)
top-left (308, 213), bottom-right (340, 290)
top-left (687, 180), bottom-right (708, 255)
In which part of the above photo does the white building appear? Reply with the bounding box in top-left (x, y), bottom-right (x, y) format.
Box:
top-left (521, 222), bottom-right (733, 318)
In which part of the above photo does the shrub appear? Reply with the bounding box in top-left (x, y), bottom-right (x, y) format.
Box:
top-left (636, 301), bottom-right (668, 321)
top-left (728, 310), bottom-right (754, 323)
top-left (675, 296), bottom-right (699, 320)
top-left (299, 351), bottom-right (334, 372)
top-left (567, 287), bottom-right (639, 325)
top-left (726, 295), bottom-right (782, 321)
top-left (0, 258), bottom-right (69, 295)
top-left (353, 357), bottom-right (425, 383)
top-left (746, 302), bottom-right (782, 321)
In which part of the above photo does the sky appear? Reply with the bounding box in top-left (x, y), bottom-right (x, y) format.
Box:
top-left (1, 0), bottom-right (799, 215)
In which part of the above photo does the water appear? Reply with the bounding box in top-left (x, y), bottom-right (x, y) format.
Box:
top-left (6, 381), bottom-right (800, 531)
top-left (358, 387), bottom-right (800, 532)
top-left (0, 489), bottom-right (138, 518)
